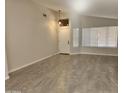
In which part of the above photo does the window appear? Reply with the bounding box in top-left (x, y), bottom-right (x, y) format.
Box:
top-left (97, 27), bottom-right (108, 47)
top-left (82, 28), bottom-right (91, 46)
top-left (59, 19), bottom-right (69, 26)
top-left (81, 26), bottom-right (118, 48)
top-left (90, 28), bottom-right (99, 47)
top-left (108, 26), bottom-right (118, 47)
top-left (73, 28), bottom-right (79, 47)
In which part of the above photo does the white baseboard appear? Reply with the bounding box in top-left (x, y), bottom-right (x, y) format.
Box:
top-left (70, 53), bottom-right (80, 55)
top-left (9, 52), bottom-right (59, 73)
top-left (5, 76), bottom-right (9, 80)
top-left (70, 52), bottom-right (118, 56)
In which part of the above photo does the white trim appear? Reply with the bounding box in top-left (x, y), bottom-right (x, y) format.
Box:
top-left (70, 53), bottom-right (80, 55)
top-left (9, 52), bottom-right (59, 73)
top-left (70, 52), bottom-right (118, 56)
top-left (5, 76), bottom-right (9, 80)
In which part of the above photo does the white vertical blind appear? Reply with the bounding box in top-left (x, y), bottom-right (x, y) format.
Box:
top-left (90, 28), bottom-right (98, 47)
top-left (81, 26), bottom-right (118, 48)
top-left (73, 28), bottom-right (79, 47)
top-left (108, 26), bottom-right (118, 47)
top-left (82, 28), bottom-right (91, 46)
top-left (98, 27), bottom-right (108, 47)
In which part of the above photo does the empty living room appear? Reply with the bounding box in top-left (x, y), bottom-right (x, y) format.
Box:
top-left (1, 0), bottom-right (121, 93)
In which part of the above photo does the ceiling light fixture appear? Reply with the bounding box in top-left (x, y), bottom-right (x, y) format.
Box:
top-left (58, 10), bottom-right (62, 25)
top-left (72, 0), bottom-right (89, 13)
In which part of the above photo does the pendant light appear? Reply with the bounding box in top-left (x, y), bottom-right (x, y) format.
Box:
top-left (58, 10), bottom-right (62, 25)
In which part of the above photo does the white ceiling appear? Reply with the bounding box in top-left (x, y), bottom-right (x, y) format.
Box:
top-left (32, 0), bottom-right (118, 19)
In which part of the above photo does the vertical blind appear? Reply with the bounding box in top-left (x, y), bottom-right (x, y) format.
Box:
top-left (73, 28), bottom-right (79, 47)
top-left (73, 26), bottom-right (118, 48)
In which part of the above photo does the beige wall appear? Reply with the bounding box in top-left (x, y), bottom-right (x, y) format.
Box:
top-left (6, 0), bottom-right (58, 72)
top-left (81, 16), bottom-right (118, 27)
top-left (70, 15), bottom-right (118, 55)
top-left (5, 53), bottom-right (9, 79)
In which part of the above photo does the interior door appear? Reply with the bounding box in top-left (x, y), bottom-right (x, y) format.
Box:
top-left (59, 26), bottom-right (70, 54)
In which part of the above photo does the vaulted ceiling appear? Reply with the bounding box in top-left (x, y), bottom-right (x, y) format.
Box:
top-left (32, 0), bottom-right (118, 19)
